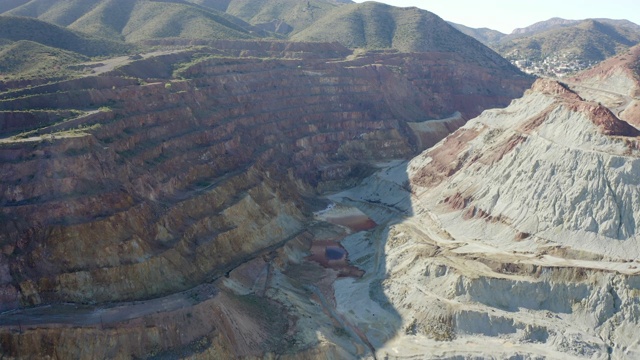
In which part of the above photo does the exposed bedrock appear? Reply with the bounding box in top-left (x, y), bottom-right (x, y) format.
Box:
top-left (339, 73), bottom-right (640, 358)
top-left (378, 236), bottom-right (640, 359)
top-left (327, 152), bottom-right (640, 359)
top-left (0, 41), bottom-right (535, 359)
top-left (0, 43), bottom-right (531, 310)
top-left (410, 78), bottom-right (640, 254)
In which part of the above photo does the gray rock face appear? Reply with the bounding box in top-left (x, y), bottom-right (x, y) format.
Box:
top-left (322, 70), bottom-right (640, 358)
top-left (410, 78), bottom-right (640, 255)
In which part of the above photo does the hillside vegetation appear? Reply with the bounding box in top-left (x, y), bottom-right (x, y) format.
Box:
top-left (0, 0), bottom-right (523, 80)
top-left (510, 17), bottom-right (582, 36)
top-left (2, 0), bottom-right (260, 42)
top-left (117, 1), bottom-right (255, 42)
top-left (292, 2), bottom-right (512, 68)
top-left (448, 22), bottom-right (506, 45)
top-left (212, 0), bottom-right (350, 34)
top-left (0, 0), bottom-right (516, 63)
top-left (0, 40), bottom-right (87, 78)
top-left (0, 15), bottom-right (132, 80)
top-left (496, 19), bottom-right (640, 61)
top-left (510, 17), bottom-right (640, 37)
top-left (2, 0), bottom-right (103, 26)
top-left (0, 16), bottom-right (130, 57)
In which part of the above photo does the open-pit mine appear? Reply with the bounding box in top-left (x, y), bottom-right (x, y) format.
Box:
top-left (2, 9), bottom-right (640, 359)
top-left (0, 39), bottom-right (532, 358)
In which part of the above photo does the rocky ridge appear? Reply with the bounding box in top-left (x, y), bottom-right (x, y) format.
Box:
top-left (313, 49), bottom-right (640, 359)
top-left (410, 76), bottom-right (640, 255)
top-left (567, 44), bottom-right (640, 129)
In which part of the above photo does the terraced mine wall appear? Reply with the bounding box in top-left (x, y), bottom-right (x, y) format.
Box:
top-left (0, 42), bottom-right (532, 307)
top-left (0, 41), bottom-right (531, 357)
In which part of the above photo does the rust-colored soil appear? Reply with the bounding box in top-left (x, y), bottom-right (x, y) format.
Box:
top-left (324, 215), bottom-right (377, 233)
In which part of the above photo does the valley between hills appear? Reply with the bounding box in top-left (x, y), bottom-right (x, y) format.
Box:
top-left (1, 1), bottom-right (640, 359)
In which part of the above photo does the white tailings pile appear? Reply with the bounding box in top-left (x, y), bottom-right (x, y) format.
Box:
top-left (325, 79), bottom-right (640, 359)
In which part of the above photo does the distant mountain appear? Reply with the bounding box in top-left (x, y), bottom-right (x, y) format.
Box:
top-left (448, 22), bottom-right (506, 45)
top-left (510, 17), bottom-right (580, 36)
top-left (510, 17), bottom-right (640, 37)
top-left (1, 0), bottom-right (261, 42)
top-left (1, 0), bottom-right (103, 27)
top-left (0, 16), bottom-right (130, 57)
top-left (0, 0), bottom-right (527, 63)
top-left (496, 19), bottom-right (640, 62)
top-left (193, 0), bottom-right (352, 35)
top-left (0, 0), bottom-right (530, 81)
top-left (292, 1), bottom-right (512, 66)
top-left (450, 17), bottom-right (640, 77)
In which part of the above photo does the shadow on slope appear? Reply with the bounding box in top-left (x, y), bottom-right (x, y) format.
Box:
top-left (319, 160), bottom-right (415, 357)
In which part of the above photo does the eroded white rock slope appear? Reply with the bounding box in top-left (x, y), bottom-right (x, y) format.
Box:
top-left (328, 71), bottom-right (640, 359)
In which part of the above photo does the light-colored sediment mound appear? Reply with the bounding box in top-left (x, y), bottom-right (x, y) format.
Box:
top-left (323, 71), bottom-right (640, 358)
top-left (411, 78), bottom-right (640, 255)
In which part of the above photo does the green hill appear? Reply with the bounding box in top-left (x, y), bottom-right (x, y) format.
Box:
top-left (0, 16), bottom-right (130, 57)
top-left (213, 0), bottom-right (350, 35)
top-left (509, 17), bottom-right (582, 36)
top-left (291, 1), bottom-right (512, 67)
top-left (496, 19), bottom-right (640, 61)
top-left (55, 0), bottom-right (135, 40)
top-left (509, 17), bottom-right (640, 38)
top-left (1, 0), bottom-right (261, 42)
top-left (0, 0), bottom-right (31, 13)
top-left (448, 22), bottom-right (506, 45)
top-left (3, 0), bottom-right (102, 26)
top-left (0, 40), bottom-right (87, 78)
top-left (118, 1), bottom-right (255, 42)
top-left (185, 0), bottom-right (232, 12)
top-left (292, 2), bottom-right (454, 51)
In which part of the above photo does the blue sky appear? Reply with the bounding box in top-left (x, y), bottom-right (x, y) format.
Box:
top-left (351, 0), bottom-right (640, 33)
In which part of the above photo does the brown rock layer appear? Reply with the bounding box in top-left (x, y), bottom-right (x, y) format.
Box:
top-left (0, 42), bottom-right (531, 310)
top-left (532, 78), bottom-right (640, 136)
